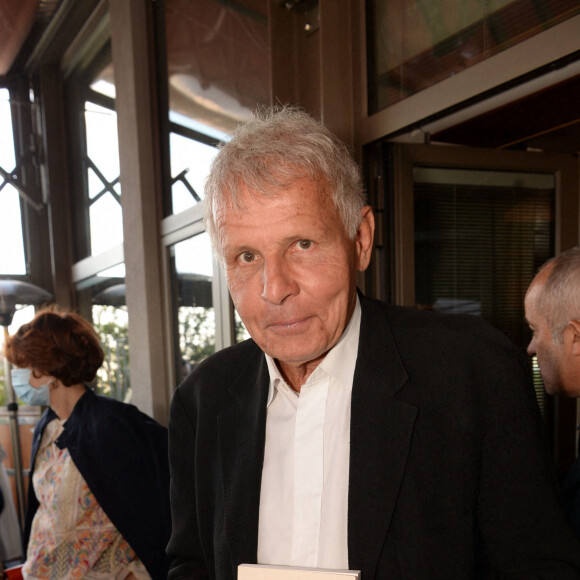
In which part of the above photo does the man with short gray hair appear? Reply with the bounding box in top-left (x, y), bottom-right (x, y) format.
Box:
top-left (168, 106), bottom-right (580, 579)
top-left (525, 246), bottom-right (580, 537)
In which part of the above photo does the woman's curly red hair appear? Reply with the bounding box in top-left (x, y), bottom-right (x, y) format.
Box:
top-left (3, 308), bottom-right (104, 386)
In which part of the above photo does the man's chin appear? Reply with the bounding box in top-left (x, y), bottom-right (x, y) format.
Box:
top-left (267, 344), bottom-right (329, 370)
top-left (543, 381), bottom-right (561, 397)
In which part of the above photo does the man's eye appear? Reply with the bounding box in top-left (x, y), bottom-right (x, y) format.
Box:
top-left (240, 251), bottom-right (255, 263)
top-left (297, 240), bottom-right (312, 250)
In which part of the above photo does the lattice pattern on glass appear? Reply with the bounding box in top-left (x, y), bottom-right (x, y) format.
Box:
top-left (84, 99), bottom-right (123, 255)
top-left (0, 88), bottom-right (26, 275)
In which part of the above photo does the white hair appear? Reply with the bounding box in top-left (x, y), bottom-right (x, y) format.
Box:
top-left (204, 106), bottom-right (366, 257)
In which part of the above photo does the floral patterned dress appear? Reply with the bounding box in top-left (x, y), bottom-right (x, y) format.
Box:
top-left (24, 418), bottom-right (150, 580)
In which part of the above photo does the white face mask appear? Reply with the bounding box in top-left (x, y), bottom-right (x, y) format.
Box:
top-left (10, 368), bottom-right (51, 406)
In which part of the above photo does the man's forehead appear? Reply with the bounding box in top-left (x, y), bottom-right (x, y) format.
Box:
top-left (216, 179), bottom-right (330, 219)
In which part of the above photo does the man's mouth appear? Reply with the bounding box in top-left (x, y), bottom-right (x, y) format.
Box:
top-left (268, 316), bottom-right (311, 331)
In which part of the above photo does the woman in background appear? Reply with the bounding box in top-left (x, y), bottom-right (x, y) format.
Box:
top-left (3, 308), bottom-right (170, 580)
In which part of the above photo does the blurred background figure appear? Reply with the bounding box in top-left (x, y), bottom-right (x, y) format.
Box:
top-left (3, 308), bottom-right (170, 580)
top-left (525, 246), bottom-right (580, 538)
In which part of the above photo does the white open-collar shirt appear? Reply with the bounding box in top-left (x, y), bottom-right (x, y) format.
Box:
top-left (257, 297), bottom-right (361, 570)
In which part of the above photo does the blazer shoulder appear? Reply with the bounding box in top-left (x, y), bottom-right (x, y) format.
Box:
top-left (175, 338), bottom-right (265, 400)
top-left (360, 294), bottom-right (527, 368)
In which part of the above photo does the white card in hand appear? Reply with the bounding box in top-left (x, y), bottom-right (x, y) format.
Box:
top-left (238, 564), bottom-right (361, 579)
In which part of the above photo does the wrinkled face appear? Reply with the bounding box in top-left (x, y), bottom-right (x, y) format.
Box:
top-left (525, 271), bottom-right (568, 396)
top-left (217, 178), bottom-right (372, 372)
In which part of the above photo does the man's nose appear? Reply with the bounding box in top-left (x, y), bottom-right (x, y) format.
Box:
top-left (261, 257), bottom-right (298, 305)
top-left (527, 338), bottom-right (536, 356)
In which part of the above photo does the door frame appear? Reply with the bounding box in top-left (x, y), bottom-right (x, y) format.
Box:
top-left (391, 143), bottom-right (578, 305)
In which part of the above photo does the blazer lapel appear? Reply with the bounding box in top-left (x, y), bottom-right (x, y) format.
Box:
top-left (218, 347), bottom-right (270, 568)
top-left (348, 297), bottom-right (418, 575)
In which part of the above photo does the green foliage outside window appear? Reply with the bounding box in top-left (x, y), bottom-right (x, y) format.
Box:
top-left (178, 306), bottom-right (215, 370)
top-left (92, 305), bottom-right (130, 401)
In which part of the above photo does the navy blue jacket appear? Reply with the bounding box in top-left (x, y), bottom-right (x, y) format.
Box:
top-left (24, 388), bottom-right (171, 580)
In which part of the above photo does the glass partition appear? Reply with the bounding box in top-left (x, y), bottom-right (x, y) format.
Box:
top-left (0, 88), bottom-right (26, 275)
top-left (85, 99), bottom-right (122, 255)
top-left (169, 233), bottom-right (216, 384)
top-left (413, 167), bottom-right (554, 415)
top-left (161, 0), bottom-right (270, 217)
top-left (169, 127), bottom-right (220, 213)
top-left (367, 0), bottom-right (580, 114)
top-left (76, 263), bottom-right (130, 401)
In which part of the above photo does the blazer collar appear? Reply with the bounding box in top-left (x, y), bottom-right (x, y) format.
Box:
top-left (217, 343), bottom-right (269, 567)
top-left (215, 295), bottom-right (419, 574)
top-left (348, 295), bottom-right (418, 575)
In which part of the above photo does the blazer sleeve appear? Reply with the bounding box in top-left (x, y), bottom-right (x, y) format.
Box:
top-left (475, 345), bottom-right (580, 575)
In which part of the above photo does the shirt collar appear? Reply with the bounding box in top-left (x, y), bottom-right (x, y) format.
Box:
top-left (265, 296), bottom-right (362, 406)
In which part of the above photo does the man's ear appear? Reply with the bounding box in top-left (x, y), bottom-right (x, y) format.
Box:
top-left (355, 206), bottom-right (375, 272)
top-left (567, 319), bottom-right (580, 355)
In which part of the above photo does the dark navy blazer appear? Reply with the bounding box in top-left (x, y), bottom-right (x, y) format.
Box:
top-left (167, 293), bottom-right (580, 579)
top-left (563, 453), bottom-right (580, 539)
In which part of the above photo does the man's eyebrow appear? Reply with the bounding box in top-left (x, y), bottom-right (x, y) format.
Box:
top-left (225, 233), bottom-right (315, 254)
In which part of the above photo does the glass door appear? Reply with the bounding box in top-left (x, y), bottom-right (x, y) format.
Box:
top-left (366, 141), bottom-right (579, 478)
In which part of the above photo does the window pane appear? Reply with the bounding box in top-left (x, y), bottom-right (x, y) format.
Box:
top-left (367, 0), bottom-right (580, 113)
top-left (0, 185), bottom-right (26, 275)
top-left (0, 89), bottom-right (16, 168)
top-left (0, 89), bottom-right (26, 275)
top-left (93, 303), bottom-right (130, 401)
top-left (91, 78), bottom-right (116, 99)
top-left (413, 167), bottom-right (554, 415)
top-left (76, 264), bottom-right (130, 402)
top-left (85, 101), bottom-right (120, 186)
top-left (234, 309), bottom-right (250, 343)
top-left (0, 305), bottom-right (36, 406)
top-left (169, 132), bottom-right (219, 213)
top-left (165, 0), bottom-right (270, 135)
top-left (162, 0), bottom-right (270, 216)
top-left (70, 44), bottom-right (122, 262)
top-left (83, 99), bottom-right (122, 255)
top-left (169, 233), bottom-right (215, 383)
top-left (89, 192), bottom-right (124, 255)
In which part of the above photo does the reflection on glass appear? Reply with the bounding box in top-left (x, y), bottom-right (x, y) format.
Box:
top-left (367, 0), bottom-right (580, 113)
top-left (413, 168), bottom-right (554, 410)
top-left (162, 0), bottom-right (270, 216)
top-left (0, 89), bottom-right (26, 275)
top-left (76, 266), bottom-right (130, 402)
top-left (170, 233), bottom-right (215, 383)
top-left (164, 0), bottom-right (270, 135)
top-left (414, 168), bottom-right (554, 322)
